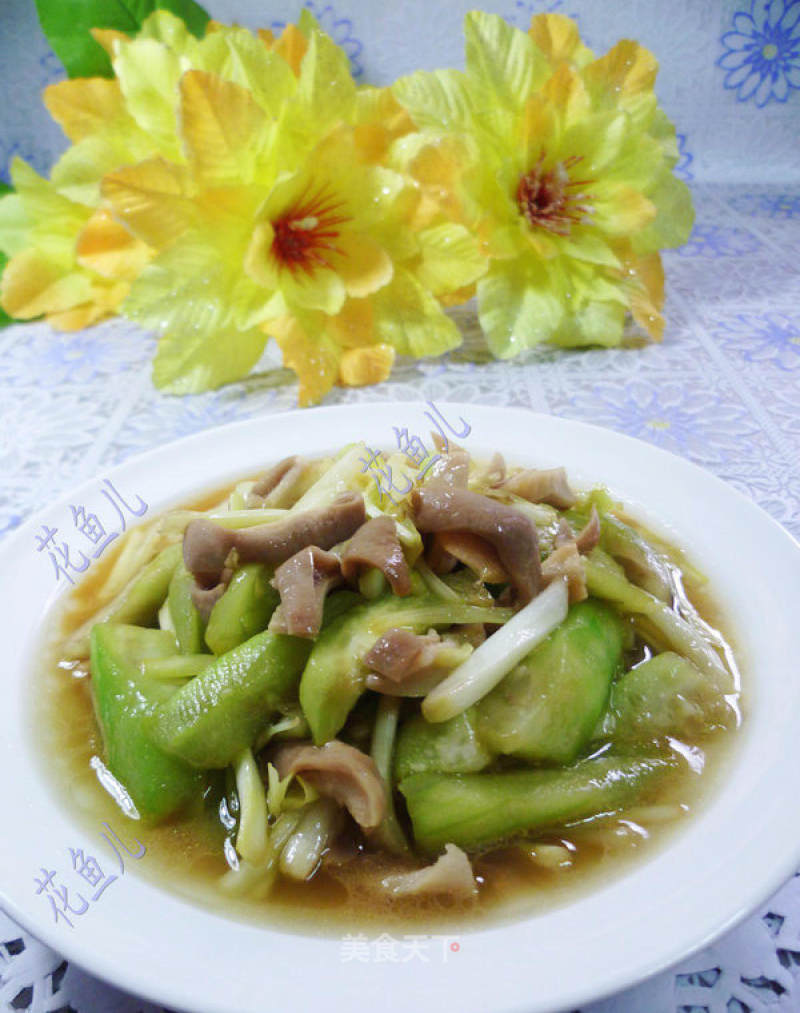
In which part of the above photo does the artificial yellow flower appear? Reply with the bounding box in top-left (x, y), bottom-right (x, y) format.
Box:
top-left (0, 159), bottom-right (149, 330)
top-left (103, 20), bottom-right (485, 403)
top-left (393, 12), bottom-right (694, 354)
top-left (0, 10), bottom-right (370, 347)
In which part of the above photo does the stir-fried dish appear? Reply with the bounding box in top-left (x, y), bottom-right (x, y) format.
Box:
top-left (45, 442), bottom-right (740, 919)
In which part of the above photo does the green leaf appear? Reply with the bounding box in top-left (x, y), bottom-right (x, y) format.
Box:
top-left (0, 183), bottom-right (16, 327)
top-left (35, 0), bottom-right (210, 79)
top-left (0, 250), bottom-right (13, 327)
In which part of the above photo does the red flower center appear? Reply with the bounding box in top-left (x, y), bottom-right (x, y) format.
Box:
top-left (516, 154), bottom-right (594, 236)
top-left (271, 186), bottom-right (349, 275)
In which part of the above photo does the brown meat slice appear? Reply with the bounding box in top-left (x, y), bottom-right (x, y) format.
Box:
top-left (248, 455), bottom-right (306, 508)
top-left (574, 506), bottom-right (601, 554)
top-left (541, 543), bottom-right (587, 603)
top-left (183, 491), bottom-right (365, 589)
top-left (411, 485), bottom-right (540, 603)
top-left (340, 516), bottom-right (411, 596)
top-left (364, 629), bottom-right (477, 697)
top-left (364, 628), bottom-right (441, 682)
top-left (434, 531), bottom-right (508, 583)
top-left (191, 582), bottom-right (227, 623)
top-left (251, 456), bottom-right (298, 497)
top-left (500, 467), bottom-right (577, 509)
top-left (426, 535), bottom-right (458, 574)
top-left (554, 507), bottom-right (600, 556)
top-left (272, 741), bottom-right (386, 830)
top-left (268, 546), bottom-right (342, 638)
top-left (425, 447), bottom-right (471, 488)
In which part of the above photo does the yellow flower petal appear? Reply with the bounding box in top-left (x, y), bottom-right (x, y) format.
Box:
top-left (44, 78), bottom-right (130, 143)
top-left (372, 266), bottom-right (462, 357)
top-left (353, 87), bottom-right (415, 164)
top-left (194, 27), bottom-right (297, 120)
top-left (519, 93), bottom-right (558, 164)
top-left (152, 322), bottom-right (267, 393)
top-left (297, 28), bottom-right (356, 133)
top-left (138, 9), bottom-right (195, 51)
top-left (53, 134), bottom-right (151, 207)
top-left (75, 208), bottom-right (152, 281)
top-left (464, 11), bottom-right (544, 113)
top-left (326, 296), bottom-right (374, 348)
top-left (272, 24), bottom-right (308, 77)
top-left (90, 27), bottom-right (129, 57)
top-left (586, 39), bottom-right (658, 102)
top-left (1, 249), bottom-right (91, 319)
top-left (414, 222), bottom-right (487, 296)
top-left (245, 212), bottom-right (347, 314)
top-left (593, 183), bottom-right (656, 234)
top-left (281, 261), bottom-right (347, 315)
top-left (331, 231), bottom-right (393, 299)
top-left (540, 63), bottom-right (591, 128)
top-left (10, 158), bottom-right (86, 235)
top-left (113, 37), bottom-right (182, 155)
top-left (103, 158), bottom-right (195, 248)
top-left (0, 194), bottom-right (29, 257)
top-left (399, 134), bottom-right (473, 229)
top-left (552, 296), bottom-right (626, 347)
top-left (614, 244), bottom-right (665, 341)
top-left (528, 13), bottom-right (594, 68)
top-left (268, 312), bottom-right (340, 406)
top-left (477, 258), bottom-right (565, 358)
top-left (339, 343), bottom-right (395, 387)
top-left (243, 220), bottom-right (278, 288)
top-left (180, 70), bottom-right (271, 186)
top-left (392, 68), bottom-right (475, 134)
top-left (635, 168), bottom-right (694, 251)
top-left (46, 302), bottom-right (113, 331)
top-left (441, 283), bottom-right (479, 307)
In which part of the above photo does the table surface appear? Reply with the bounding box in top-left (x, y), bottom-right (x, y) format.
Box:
top-left (1, 180), bottom-right (799, 1012)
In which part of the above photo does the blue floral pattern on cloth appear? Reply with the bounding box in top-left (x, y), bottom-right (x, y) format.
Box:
top-left (0, 140), bottom-right (50, 185)
top-left (677, 223), bottom-right (762, 257)
top-left (38, 48), bottom-right (65, 87)
top-left (674, 133), bottom-right (694, 182)
top-left (727, 190), bottom-right (800, 216)
top-left (718, 0), bottom-right (800, 106)
top-left (271, 2), bottom-right (363, 77)
top-left (711, 312), bottom-right (800, 371)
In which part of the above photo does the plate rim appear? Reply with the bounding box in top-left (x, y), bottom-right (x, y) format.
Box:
top-left (1, 400), bottom-right (799, 1013)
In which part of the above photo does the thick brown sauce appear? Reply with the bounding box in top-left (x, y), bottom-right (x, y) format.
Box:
top-left (30, 478), bottom-right (743, 935)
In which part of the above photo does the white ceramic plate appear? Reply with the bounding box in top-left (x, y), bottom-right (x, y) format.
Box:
top-left (1, 402), bottom-right (799, 1013)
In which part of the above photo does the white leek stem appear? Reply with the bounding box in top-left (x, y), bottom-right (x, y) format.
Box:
top-left (422, 579), bottom-right (569, 723)
top-left (234, 749), bottom-right (270, 865)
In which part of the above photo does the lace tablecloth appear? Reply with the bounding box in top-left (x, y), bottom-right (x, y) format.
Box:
top-left (0, 179), bottom-right (799, 1012)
